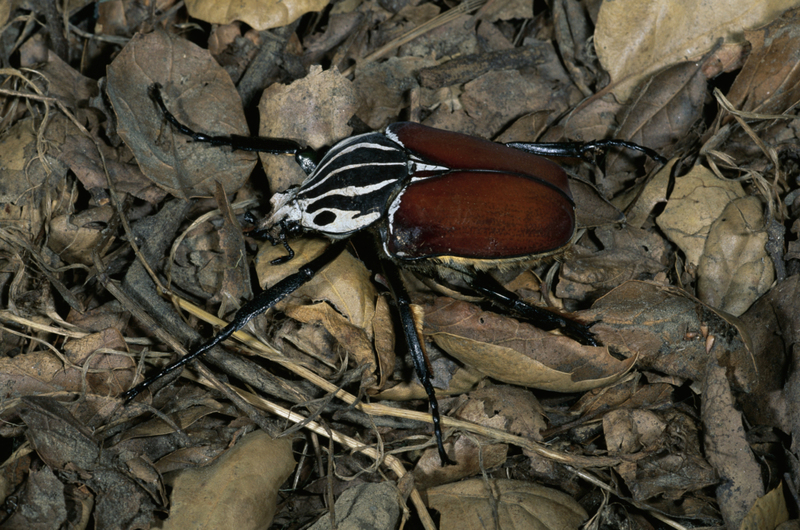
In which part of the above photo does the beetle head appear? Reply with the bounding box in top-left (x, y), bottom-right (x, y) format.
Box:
top-left (260, 187), bottom-right (303, 242)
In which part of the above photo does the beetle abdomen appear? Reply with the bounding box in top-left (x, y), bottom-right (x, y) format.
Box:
top-left (385, 171), bottom-right (575, 261)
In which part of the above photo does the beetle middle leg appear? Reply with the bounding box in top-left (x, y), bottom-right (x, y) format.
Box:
top-left (381, 259), bottom-right (456, 466)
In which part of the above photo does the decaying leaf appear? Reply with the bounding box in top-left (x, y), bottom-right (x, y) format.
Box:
top-left (727, 8), bottom-right (800, 117)
top-left (604, 408), bottom-right (716, 501)
top-left (0, 330), bottom-right (135, 398)
top-left (4, 2), bottom-right (800, 528)
top-left (702, 357), bottom-right (764, 529)
top-left (558, 224), bottom-right (672, 301)
top-left (259, 66), bottom-right (358, 194)
top-left (588, 281), bottom-right (755, 390)
top-left (48, 206), bottom-right (114, 266)
top-left (697, 195), bottom-right (774, 316)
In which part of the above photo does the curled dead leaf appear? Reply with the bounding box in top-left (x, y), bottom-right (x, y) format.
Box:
top-left (255, 238), bottom-right (377, 331)
top-left (422, 297), bottom-right (635, 392)
top-left (588, 281), bottom-right (755, 390)
top-left (595, 0), bottom-right (791, 101)
top-left (656, 165), bottom-right (745, 268)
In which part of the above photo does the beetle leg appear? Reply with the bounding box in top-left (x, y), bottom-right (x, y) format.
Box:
top-left (469, 272), bottom-right (599, 346)
top-left (505, 139), bottom-right (667, 165)
top-left (149, 84), bottom-right (318, 168)
top-left (267, 223), bottom-right (296, 265)
top-left (382, 260), bottom-right (456, 466)
top-left (122, 240), bottom-right (348, 402)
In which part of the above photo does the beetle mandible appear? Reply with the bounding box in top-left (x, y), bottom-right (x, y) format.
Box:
top-left (123, 84), bottom-right (666, 466)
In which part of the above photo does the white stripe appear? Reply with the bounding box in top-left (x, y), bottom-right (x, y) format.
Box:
top-left (301, 161), bottom-right (406, 195)
top-left (311, 141), bottom-right (401, 182)
top-left (301, 178), bottom-right (401, 202)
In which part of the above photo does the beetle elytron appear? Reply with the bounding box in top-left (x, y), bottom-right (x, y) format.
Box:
top-left (123, 84), bottom-right (666, 466)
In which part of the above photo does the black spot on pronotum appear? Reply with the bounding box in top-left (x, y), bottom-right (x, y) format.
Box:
top-left (313, 211), bottom-right (337, 226)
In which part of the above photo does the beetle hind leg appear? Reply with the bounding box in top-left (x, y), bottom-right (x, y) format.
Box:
top-left (470, 272), bottom-right (598, 346)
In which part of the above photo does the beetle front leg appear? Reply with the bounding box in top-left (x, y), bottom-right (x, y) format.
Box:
top-left (122, 240), bottom-right (348, 402)
top-left (381, 260), bottom-right (456, 466)
top-left (149, 84), bottom-right (320, 172)
top-left (470, 272), bottom-right (598, 346)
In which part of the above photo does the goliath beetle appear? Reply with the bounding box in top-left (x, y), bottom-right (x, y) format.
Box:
top-left (123, 84), bottom-right (666, 466)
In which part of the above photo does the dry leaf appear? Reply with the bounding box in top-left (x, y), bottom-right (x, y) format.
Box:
top-left (605, 408), bottom-right (716, 501)
top-left (607, 61), bottom-right (706, 178)
top-left (697, 196), bottom-right (774, 316)
top-left (558, 224), bottom-right (672, 301)
top-left (594, 0), bottom-right (794, 101)
top-left (727, 7), bottom-right (800, 116)
top-left (108, 30), bottom-right (256, 199)
top-left (285, 301), bottom-right (376, 376)
top-left (427, 478), bottom-right (588, 530)
top-left (19, 396), bottom-right (100, 471)
top-left (702, 357), bottom-right (764, 528)
top-left (186, 0), bottom-right (329, 31)
top-left (656, 165), bottom-right (746, 268)
top-left (256, 239), bottom-right (377, 331)
top-left (258, 66), bottom-right (358, 194)
top-left (589, 281), bottom-right (755, 389)
top-left (162, 431), bottom-right (295, 530)
top-left (0, 467), bottom-right (66, 528)
top-left (740, 483), bottom-right (790, 530)
top-left (355, 57), bottom-right (437, 130)
top-left (120, 402), bottom-right (225, 442)
top-left (423, 297), bottom-right (635, 392)
top-left (414, 436), bottom-right (509, 490)
top-left (625, 160), bottom-right (675, 228)
top-left (48, 206), bottom-right (114, 266)
top-left (374, 361), bottom-right (484, 400)
top-left (0, 334), bottom-right (134, 398)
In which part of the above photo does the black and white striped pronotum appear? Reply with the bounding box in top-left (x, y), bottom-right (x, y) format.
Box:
top-left (125, 84), bottom-right (666, 466)
top-left (262, 130), bottom-right (413, 239)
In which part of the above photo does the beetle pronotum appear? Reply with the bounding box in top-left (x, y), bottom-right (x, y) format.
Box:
top-left (123, 84), bottom-right (666, 466)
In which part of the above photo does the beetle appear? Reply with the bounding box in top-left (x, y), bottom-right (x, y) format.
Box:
top-left (123, 84), bottom-right (666, 466)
